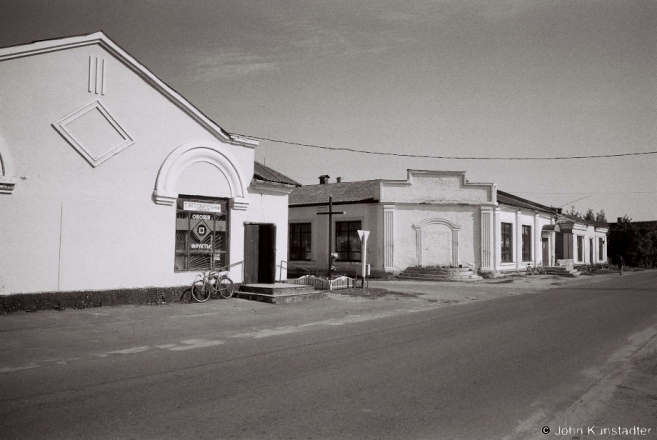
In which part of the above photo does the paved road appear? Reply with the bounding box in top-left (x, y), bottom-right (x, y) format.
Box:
top-left (1, 271), bottom-right (656, 439)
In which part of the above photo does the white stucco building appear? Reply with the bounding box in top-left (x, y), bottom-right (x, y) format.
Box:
top-left (0, 32), bottom-right (299, 296)
top-left (288, 171), bottom-right (608, 277)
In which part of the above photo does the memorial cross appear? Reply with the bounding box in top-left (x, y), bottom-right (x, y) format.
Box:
top-left (316, 195), bottom-right (345, 277)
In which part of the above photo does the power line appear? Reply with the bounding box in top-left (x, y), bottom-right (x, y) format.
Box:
top-left (512, 191), bottom-right (656, 195)
top-left (239, 134), bottom-right (657, 161)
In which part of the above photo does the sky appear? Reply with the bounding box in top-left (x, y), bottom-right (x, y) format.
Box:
top-left (1, 0), bottom-right (655, 221)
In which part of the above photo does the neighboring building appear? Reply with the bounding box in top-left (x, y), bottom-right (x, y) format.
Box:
top-left (0, 32), bottom-right (299, 296)
top-left (288, 171), bottom-right (608, 277)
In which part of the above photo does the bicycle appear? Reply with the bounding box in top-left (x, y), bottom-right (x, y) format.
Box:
top-left (191, 270), bottom-right (234, 302)
top-left (525, 261), bottom-right (546, 276)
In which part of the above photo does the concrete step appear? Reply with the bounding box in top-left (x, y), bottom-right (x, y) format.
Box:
top-left (239, 283), bottom-right (315, 295)
top-left (236, 283), bottom-right (328, 304)
top-left (544, 266), bottom-right (580, 277)
top-left (397, 271), bottom-right (482, 282)
top-left (402, 267), bottom-right (473, 273)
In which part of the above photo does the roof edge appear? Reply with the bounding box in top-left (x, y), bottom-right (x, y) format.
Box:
top-left (0, 31), bottom-right (257, 149)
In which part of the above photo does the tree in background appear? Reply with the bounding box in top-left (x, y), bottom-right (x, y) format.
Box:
top-left (565, 207), bottom-right (607, 225)
top-left (595, 209), bottom-right (608, 225)
top-left (608, 216), bottom-right (657, 267)
top-left (583, 208), bottom-right (595, 222)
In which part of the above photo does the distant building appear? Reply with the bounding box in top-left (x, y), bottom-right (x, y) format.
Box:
top-left (0, 32), bottom-right (299, 296)
top-left (288, 171), bottom-right (608, 277)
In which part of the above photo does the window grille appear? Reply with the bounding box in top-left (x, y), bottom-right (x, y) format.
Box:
top-left (522, 225), bottom-right (532, 262)
top-left (501, 222), bottom-right (513, 262)
top-left (174, 197), bottom-right (229, 271)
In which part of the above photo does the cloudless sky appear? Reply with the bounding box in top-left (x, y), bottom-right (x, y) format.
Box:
top-left (1, 0), bottom-right (655, 220)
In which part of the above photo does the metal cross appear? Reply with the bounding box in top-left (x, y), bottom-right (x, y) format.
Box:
top-left (316, 195), bottom-right (345, 277)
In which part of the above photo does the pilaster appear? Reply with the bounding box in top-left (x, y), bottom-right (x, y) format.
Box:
top-left (534, 213), bottom-right (540, 264)
top-left (516, 209), bottom-right (522, 268)
top-left (480, 206), bottom-right (493, 270)
top-left (383, 205), bottom-right (395, 270)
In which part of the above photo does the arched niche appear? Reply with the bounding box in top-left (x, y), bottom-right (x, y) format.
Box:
top-left (412, 218), bottom-right (461, 267)
top-left (153, 141), bottom-right (249, 209)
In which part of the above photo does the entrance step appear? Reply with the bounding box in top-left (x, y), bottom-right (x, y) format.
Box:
top-left (236, 283), bottom-right (329, 304)
top-left (397, 267), bottom-right (482, 282)
top-left (544, 266), bottom-right (581, 277)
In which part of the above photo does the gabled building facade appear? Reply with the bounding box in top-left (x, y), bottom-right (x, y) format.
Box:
top-left (0, 32), bottom-right (299, 296)
top-left (288, 171), bottom-right (608, 277)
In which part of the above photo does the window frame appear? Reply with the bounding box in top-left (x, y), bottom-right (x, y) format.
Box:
top-left (174, 195), bottom-right (230, 272)
top-left (599, 238), bottom-right (604, 261)
top-left (577, 235), bottom-right (584, 262)
top-left (501, 222), bottom-right (513, 263)
top-left (522, 225), bottom-right (532, 262)
top-left (335, 220), bottom-right (362, 262)
top-left (289, 222), bottom-right (312, 261)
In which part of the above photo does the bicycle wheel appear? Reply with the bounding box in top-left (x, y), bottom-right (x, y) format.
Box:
top-left (217, 277), bottom-right (234, 299)
top-left (191, 280), bottom-right (212, 303)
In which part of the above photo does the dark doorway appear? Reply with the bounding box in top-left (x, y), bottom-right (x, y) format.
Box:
top-left (542, 238), bottom-right (549, 265)
top-left (244, 223), bottom-right (276, 284)
top-left (555, 232), bottom-right (573, 260)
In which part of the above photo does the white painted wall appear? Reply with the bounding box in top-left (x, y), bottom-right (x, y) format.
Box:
top-left (0, 43), bottom-right (288, 294)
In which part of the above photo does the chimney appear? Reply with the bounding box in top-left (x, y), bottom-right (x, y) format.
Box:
top-left (617, 217), bottom-right (623, 223)
top-left (319, 175), bottom-right (330, 185)
top-left (336, 177), bottom-right (342, 183)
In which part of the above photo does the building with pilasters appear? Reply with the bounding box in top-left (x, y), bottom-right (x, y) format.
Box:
top-left (288, 171), bottom-right (608, 278)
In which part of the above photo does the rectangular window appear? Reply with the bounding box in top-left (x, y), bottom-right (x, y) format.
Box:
top-left (289, 223), bottom-right (311, 261)
top-left (577, 235), bottom-right (583, 262)
top-left (175, 197), bottom-right (229, 271)
top-left (336, 221), bottom-right (362, 262)
top-left (599, 238), bottom-right (604, 261)
top-left (501, 222), bottom-right (513, 262)
top-left (522, 225), bottom-right (532, 261)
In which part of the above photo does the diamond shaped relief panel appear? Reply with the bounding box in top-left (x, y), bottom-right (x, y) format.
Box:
top-left (52, 101), bottom-right (134, 167)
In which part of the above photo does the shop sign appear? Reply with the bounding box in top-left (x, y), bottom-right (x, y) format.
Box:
top-left (183, 201), bottom-right (222, 213)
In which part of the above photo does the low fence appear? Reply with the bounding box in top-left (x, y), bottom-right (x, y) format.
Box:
top-left (557, 259), bottom-right (574, 268)
top-left (292, 275), bottom-right (356, 291)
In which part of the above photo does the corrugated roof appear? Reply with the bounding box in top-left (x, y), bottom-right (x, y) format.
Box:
top-left (496, 190), bottom-right (557, 214)
top-left (253, 162), bottom-right (301, 187)
top-left (289, 180), bottom-right (380, 206)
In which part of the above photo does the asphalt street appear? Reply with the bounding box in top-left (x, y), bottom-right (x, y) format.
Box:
top-left (1, 271), bottom-right (656, 439)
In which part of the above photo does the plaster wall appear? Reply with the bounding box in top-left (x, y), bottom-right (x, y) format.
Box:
top-left (0, 44), bottom-right (283, 294)
top-left (393, 205), bottom-right (479, 271)
top-left (495, 207), bottom-right (553, 271)
top-left (573, 225), bottom-right (609, 265)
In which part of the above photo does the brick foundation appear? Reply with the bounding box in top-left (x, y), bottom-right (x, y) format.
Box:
top-left (0, 286), bottom-right (192, 314)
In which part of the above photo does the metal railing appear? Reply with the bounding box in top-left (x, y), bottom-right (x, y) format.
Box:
top-left (213, 261), bottom-right (243, 280)
top-left (277, 261), bottom-right (310, 283)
